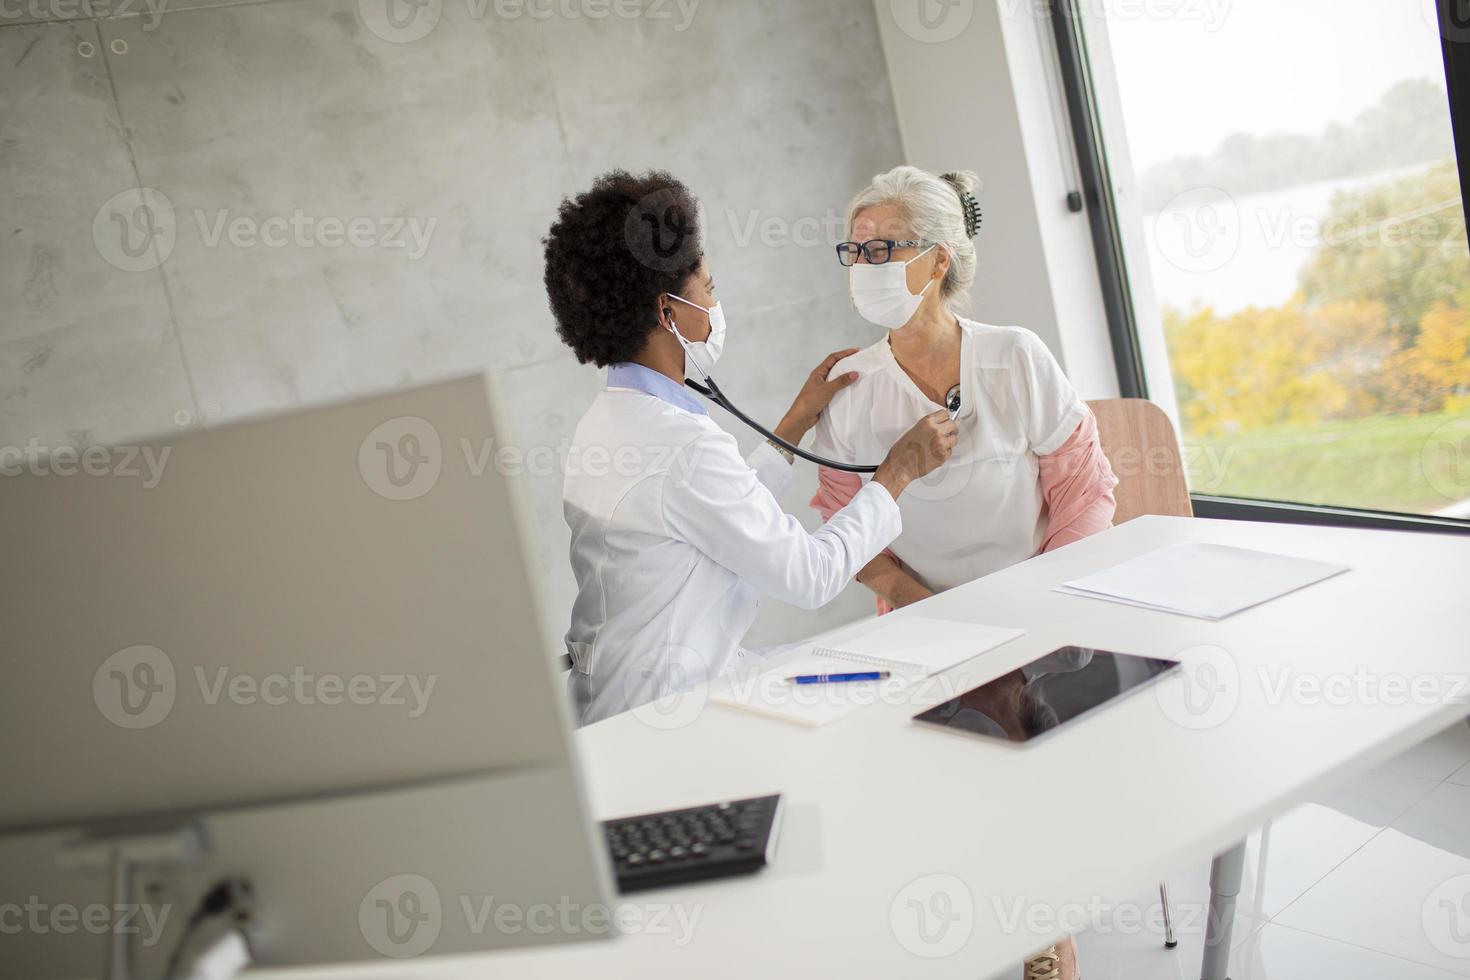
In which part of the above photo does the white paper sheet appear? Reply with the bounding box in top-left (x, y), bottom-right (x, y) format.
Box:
top-left (1054, 542), bottom-right (1349, 620)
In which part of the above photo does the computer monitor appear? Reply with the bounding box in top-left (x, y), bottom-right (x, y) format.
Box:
top-left (0, 373), bottom-right (614, 977)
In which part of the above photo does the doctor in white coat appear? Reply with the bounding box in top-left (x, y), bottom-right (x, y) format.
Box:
top-left (544, 170), bottom-right (956, 726)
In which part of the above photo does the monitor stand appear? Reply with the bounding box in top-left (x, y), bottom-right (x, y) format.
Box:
top-left (56, 824), bottom-right (252, 980)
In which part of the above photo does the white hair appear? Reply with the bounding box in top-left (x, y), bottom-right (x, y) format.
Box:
top-left (845, 165), bottom-right (981, 311)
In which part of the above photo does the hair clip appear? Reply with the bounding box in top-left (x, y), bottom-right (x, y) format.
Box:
top-left (941, 173), bottom-right (983, 239)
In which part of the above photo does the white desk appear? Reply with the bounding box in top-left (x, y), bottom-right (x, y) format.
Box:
top-left (287, 516), bottom-right (1470, 980)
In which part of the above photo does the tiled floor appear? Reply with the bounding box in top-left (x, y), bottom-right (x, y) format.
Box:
top-left (1077, 719), bottom-right (1470, 979)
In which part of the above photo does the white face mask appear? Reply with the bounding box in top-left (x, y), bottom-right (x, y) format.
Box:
top-left (848, 244), bottom-right (937, 330)
top-left (667, 294), bottom-right (726, 380)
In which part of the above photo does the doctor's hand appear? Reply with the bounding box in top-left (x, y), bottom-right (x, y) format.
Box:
top-left (772, 348), bottom-right (863, 446)
top-left (873, 410), bottom-right (959, 500)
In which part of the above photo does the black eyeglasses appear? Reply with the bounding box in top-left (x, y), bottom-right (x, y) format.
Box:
top-left (835, 239), bottom-right (932, 267)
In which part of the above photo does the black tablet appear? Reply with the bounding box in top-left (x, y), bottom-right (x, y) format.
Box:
top-left (911, 647), bottom-right (1180, 745)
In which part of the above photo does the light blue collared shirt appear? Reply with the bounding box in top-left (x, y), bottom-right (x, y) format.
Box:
top-left (606, 362), bottom-right (707, 416)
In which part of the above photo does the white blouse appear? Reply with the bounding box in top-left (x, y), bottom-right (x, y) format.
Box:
top-left (810, 319), bottom-right (1087, 592)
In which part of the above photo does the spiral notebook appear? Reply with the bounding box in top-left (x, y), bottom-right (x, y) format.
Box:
top-left (713, 617), bottom-right (1024, 727)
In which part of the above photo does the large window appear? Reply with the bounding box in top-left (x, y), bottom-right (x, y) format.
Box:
top-left (1073, 0), bottom-right (1469, 522)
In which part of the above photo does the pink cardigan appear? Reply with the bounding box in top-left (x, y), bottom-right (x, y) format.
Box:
top-left (810, 410), bottom-right (1120, 615)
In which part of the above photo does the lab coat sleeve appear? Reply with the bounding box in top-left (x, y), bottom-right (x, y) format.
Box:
top-left (660, 431), bottom-right (902, 610)
top-left (810, 465), bottom-right (901, 618)
top-left (746, 441), bottom-right (796, 499)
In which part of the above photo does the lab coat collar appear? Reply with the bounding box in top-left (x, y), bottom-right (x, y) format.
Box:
top-left (606, 362), bottom-right (708, 416)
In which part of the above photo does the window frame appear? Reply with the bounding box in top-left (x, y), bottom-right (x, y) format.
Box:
top-left (1048, 0), bottom-right (1470, 536)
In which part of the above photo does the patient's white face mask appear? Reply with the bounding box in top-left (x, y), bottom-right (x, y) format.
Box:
top-left (849, 244), bottom-right (937, 330)
top-left (667, 294), bottom-right (726, 380)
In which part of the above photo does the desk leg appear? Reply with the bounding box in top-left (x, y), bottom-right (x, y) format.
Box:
top-left (1200, 840), bottom-right (1247, 980)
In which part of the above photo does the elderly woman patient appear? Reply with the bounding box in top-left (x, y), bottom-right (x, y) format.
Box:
top-left (809, 165), bottom-right (1119, 980)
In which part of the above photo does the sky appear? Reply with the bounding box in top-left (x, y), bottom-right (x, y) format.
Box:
top-left (1100, 0), bottom-right (1450, 170)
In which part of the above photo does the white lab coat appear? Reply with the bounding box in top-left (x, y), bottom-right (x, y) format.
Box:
top-left (562, 368), bottom-right (902, 726)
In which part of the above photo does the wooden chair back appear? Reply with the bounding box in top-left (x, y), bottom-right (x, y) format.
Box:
top-left (1087, 398), bottom-right (1193, 522)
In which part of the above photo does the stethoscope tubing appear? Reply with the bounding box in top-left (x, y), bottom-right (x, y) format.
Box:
top-left (686, 377), bottom-right (879, 473)
top-left (685, 375), bottom-right (962, 475)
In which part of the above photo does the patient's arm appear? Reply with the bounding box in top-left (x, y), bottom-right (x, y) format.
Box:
top-left (855, 553), bottom-right (932, 611)
top-left (1038, 410), bottom-right (1119, 553)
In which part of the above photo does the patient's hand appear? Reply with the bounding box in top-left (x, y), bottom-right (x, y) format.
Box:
top-left (773, 348), bottom-right (861, 446)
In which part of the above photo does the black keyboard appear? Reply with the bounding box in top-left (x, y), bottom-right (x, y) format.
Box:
top-left (602, 793), bottom-right (783, 893)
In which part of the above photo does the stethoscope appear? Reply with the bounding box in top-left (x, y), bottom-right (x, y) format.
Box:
top-left (685, 375), bottom-right (962, 475)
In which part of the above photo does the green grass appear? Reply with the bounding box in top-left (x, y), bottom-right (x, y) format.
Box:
top-left (1182, 411), bottom-right (1470, 516)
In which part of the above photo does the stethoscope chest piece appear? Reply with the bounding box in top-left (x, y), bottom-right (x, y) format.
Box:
top-left (945, 384), bottom-right (963, 421)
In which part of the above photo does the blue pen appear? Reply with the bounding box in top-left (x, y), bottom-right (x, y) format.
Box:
top-left (786, 671), bottom-right (890, 685)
